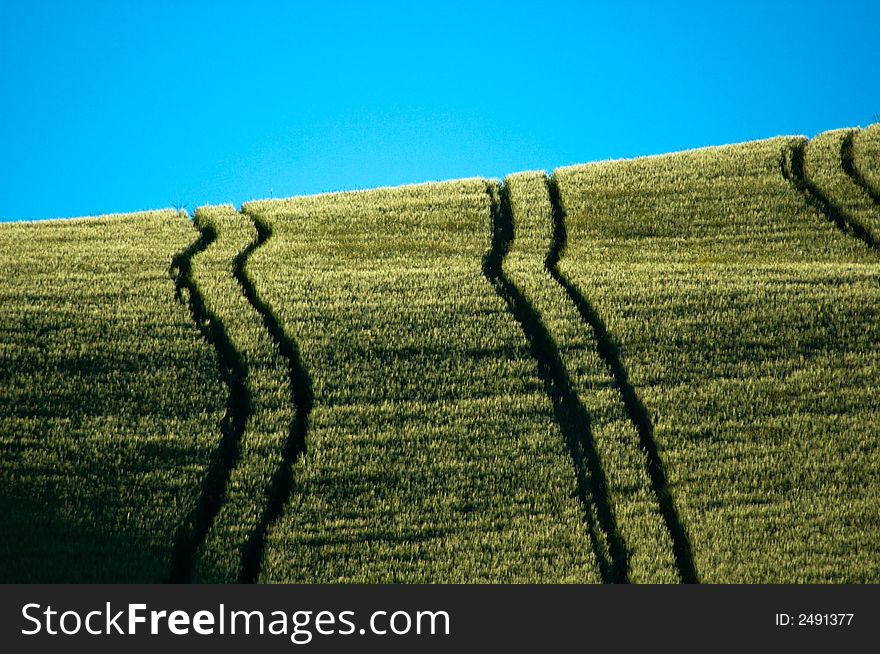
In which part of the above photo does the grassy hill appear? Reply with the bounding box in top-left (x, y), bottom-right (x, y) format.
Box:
top-left (1, 125), bottom-right (878, 583)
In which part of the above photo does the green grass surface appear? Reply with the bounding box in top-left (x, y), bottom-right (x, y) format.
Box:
top-left (852, 123), bottom-right (880, 197)
top-left (804, 128), bottom-right (880, 244)
top-left (553, 135), bottom-right (880, 582)
top-left (502, 172), bottom-right (679, 583)
top-left (187, 205), bottom-right (295, 582)
top-left (0, 212), bottom-right (224, 582)
top-left (1, 125), bottom-right (878, 583)
top-left (243, 181), bottom-right (601, 582)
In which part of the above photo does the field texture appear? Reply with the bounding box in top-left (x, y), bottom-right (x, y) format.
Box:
top-left (498, 173), bottom-right (680, 583)
top-left (180, 206), bottom-right (296, 582)
top-left (243, 182), bottom-right (601, 582)
top-left (852, 123), bottom-right (880, 201)
top-left (0, 125), bottom-right (878, 583)
top-left (554, 135), bottom-right (880, 582)
top-left (0, 212), bottom-right (224, 582)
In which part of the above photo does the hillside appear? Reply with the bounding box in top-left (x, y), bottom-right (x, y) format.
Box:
top-left (1, 124), bottom-right (878, 583)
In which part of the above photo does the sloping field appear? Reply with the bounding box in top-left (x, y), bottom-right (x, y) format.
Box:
top-left (553, 135), bottom-right (880, 582)
top-left (176, 206), bottom-right (296, 582)
top-left (243, 182), bottom-right (601, 582)
top-left (802, 129), bottom-right (880, 245)
top-left (0, 125), bottom-right (877, 583)
top-left (852, 123), bottom-right (880, 200)
top-left (0, 212), bottom-right (225, 582)
top-left (499, 172), bottom-right (680, 583)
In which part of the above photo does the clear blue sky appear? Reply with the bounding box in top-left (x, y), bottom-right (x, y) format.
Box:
top-left (1, 0), bottom-right (878, 221)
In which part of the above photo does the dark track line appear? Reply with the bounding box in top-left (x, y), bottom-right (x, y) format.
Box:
top-left (167, 223), bottom-right (249, 583)
top-left (234, 213), bottom-right (313, 584)
top-left (841, 130), bottom-right (880, 208)
top-left (545, 176), bottom-right (699, 584)
top-left (483, 181), bottom-right (629, 584)
top-left (781, 138), bottom-right (879, 252)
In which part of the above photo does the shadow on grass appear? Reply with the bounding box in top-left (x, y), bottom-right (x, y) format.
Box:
top-left (782, 138), bottom-right (878, 252)
top-left (234, 212), bottom-right (313, 583)
top-left (545, 176), bottom-right (698, 584)
top-left (840, 130), bottom-right (880, 208)
top-left (167, 226), bottom-right (250, 583)
top-left (483, 180), bottom-right (628, 584)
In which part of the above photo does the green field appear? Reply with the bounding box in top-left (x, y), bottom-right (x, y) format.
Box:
top-left (0, 212), bottom-right (225, 582)
top-left (243, 182), bottom-right (599, 582)
top-left (554, 136), bottom-right (880, 582)
top-left (1, 125), bottom-right (878, 582)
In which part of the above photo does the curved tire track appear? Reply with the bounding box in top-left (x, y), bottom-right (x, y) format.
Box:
top-left (167, 223), bottom-right (249, 583)
top-left (545, 176), bottom-right (698, 584)
top-left (483, 180), bottom-right (629, 584)
top-left (841, 130), bottom-right (880, 208)
top-left (235, 213), bottom-right (313, 583)
top-left (781, 138), bottom-right (879, 252)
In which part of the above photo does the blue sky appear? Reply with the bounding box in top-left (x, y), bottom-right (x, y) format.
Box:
top-left (1, 0), bottom-right (878, 221)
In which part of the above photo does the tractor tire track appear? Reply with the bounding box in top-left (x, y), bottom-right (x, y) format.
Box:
top-left (483, 181), bottom-right (629, 584)
top-left (234, 212), bottom-right (312, 583)
top-left (781, 138), bottom-right (879, 252)
top-left (545, 176), bottom-right (698, 584)
top-left (167, 223), bottom-right (249, 583)
top-left (841, 130), bottom-right (880, 208)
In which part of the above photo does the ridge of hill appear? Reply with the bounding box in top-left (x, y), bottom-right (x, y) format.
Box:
top-left (1, 124), bottom-right (878, 582)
